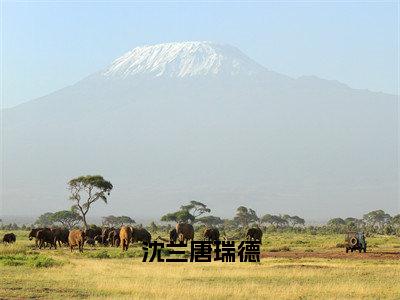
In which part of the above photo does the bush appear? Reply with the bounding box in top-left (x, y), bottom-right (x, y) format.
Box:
top-left (28, 255), bottom-right (60, 268)
top-left (1, 255), bottom-right (26, 266)
top-left (88, 250), bottom-right (111, 259)
top-left (0, 254), bottom-right (61, 268)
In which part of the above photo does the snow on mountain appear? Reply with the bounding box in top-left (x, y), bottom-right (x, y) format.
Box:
top-left (102, 41), bottom-right (266, 78)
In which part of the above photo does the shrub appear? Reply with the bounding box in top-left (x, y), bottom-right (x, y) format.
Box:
top-left (28, 255), bottom-right (60, 268)
top-left (0, 254), bottom-right (61, 268)
top-left (88, 250), bottom-right (111, 259)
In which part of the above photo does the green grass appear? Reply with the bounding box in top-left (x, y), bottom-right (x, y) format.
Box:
top-left (0, 253), bottom-right (62, 268)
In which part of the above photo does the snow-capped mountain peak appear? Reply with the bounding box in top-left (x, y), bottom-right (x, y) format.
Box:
top-left (102, 41), bottom-right (265, 78)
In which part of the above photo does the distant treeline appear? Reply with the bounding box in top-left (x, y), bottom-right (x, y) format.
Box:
top-left (1, 205), bottom-right (399, 236)
top-left (2, 175), bottom-right (399, 236)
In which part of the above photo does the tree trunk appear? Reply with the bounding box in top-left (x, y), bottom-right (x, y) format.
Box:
top-left (82, 214), bottom-right (88, 230)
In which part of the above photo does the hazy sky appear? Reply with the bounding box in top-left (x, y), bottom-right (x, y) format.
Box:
top-left (2, 1), bottom-right (398, 108)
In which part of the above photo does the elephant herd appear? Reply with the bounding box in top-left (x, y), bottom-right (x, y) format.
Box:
top-left (27, 227), bottom-right (85, 252)
top-left (92, 226), bottom-right (152, 249)
top-left (24, 226), bottom-right (152, 252)
top-left (2, 224), bottom-right (263, 252)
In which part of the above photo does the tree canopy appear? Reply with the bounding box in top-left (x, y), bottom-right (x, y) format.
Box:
top-left (180, 201), bottom-right (211, 218)
top-left (392, 214), bottom-right (400, 226)
top-left (260, 214), bottom-right (288, 227)
top-left (34, 212), bottom-right (55, 227)
top-left (234, 206), bottom-right (259, 227)
top-left (363, 210), bottom-right (391, 229)
top-left (195, 215), bottom-right (224, 227)
top-left (161, 210), bottom-right (195, 223)
top-left (102, 215), bottom-right (135, 227)
top-left (161, 201), bottom-right (210, 224)
top-left (68, 175), bottom-right (113, 229)
top-left (52, 210), bottom-right (82, 229)
top-left (282, 215), bottom-right (305, 227)
top-left (327, 218), bottom-right (346, 227)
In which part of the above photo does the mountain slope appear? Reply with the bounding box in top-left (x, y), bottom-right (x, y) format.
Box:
top-left (2, 42), bottom-right (398, 219)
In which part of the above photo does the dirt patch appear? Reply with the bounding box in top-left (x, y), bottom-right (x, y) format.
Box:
top-left (262, 251), bottom-right (400, 260)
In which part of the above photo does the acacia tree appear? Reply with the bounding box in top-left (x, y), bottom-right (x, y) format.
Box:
top-left (161, 210), bottom-right (195, 223)
top-left (344, 217), bottom-right (364, 231)
top-left (327, 218), bottom-right (346, 227)
top-left (290, 216), bottom-right (305, 227)
top-left (161, 201), bottom-right (210, 224)
top-left (68, 175), bottom-right (113, 230)
top-left (102, 215), bottom-right (135, 227)
top-left (363, 210), bottom-right (391, 230)
top-left (196, 216), bottom-right (224, 227)
top-left (180, 201), bottom-right (211, 218)
top-left (282, 215), bottom-right (305, 227)
top-left (261, 214), bottom-right (288, 228)
top-left (234, 206), bottom-right (259, 227)
top-left (35, 212), bottom-right (55, 227)
top-left (52, 210), bottom-right (82, 229)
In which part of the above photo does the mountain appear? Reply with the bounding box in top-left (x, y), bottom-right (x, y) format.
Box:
top-left (102, 41), bottom-right (265, 78)
top-left (2, 41), bottom-right (398, 220)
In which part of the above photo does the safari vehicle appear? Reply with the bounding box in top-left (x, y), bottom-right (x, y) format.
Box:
top-left (345, 232), bottom-right (367, 253)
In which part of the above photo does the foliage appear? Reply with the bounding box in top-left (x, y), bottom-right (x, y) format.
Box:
top-left (363, 210), bottom-right (392, 230)
top-left (0, 254), bottom-right (61, 268)
top-left (148, 221), bottom-right (158, 232)
top-left (102, 215), bottom-right (135, 227)
top-left (161, 210), bottom-right (195, 223)
top-left (0, 223), bottom-right (22, 230)
top-left (195, 215), bottom-right (224, 227)
top-left (34, 210), bottom-right (81, 229)
top-left (161, 201), bottom-right (211, 224)
top-left (327, 218), bottom-right (346, 226)
top-left (392, 214), bottom-right (400, 227)
top-left (52, 210), bottom-right (82, 229)
top-left (34, 212), bottom-right (55, 227)
top-left (233, 206), bottom-right (259, 227)
top-left (87, 250), bottom-right (111, 259)
top-left (282, 215), bottom-right (305, 227)
top-left (180, 201), bottom-right (211, 218)
top-left (68, 175), bottom-right (113, 229)
top-left (261, 214), bottom-right (288, 227)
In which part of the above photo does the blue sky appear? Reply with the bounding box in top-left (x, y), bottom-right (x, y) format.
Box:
top-left (2, 1), bottom-right (398, 108)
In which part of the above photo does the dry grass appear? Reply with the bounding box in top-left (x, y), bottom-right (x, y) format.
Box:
top-left (1, 230), bottom-right (399, 299)
top-left (2, 257), bottom-right (400, 299)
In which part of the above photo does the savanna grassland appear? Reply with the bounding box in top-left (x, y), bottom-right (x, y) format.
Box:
top-left (1, 230), bottom-right (400, 299)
